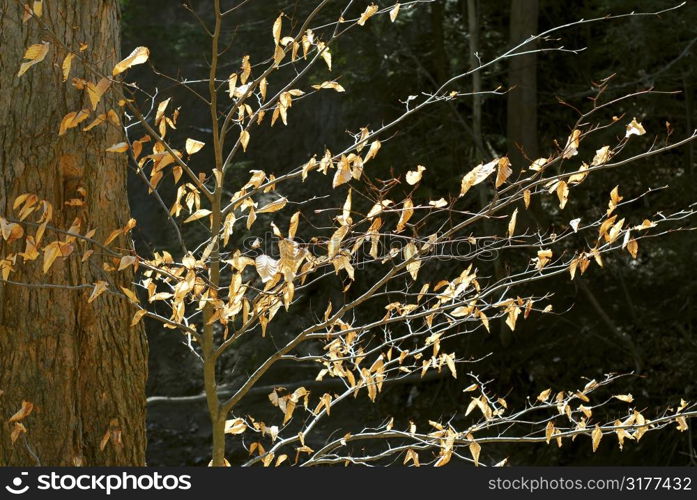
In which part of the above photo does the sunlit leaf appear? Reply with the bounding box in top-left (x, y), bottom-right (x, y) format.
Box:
top-left (225, 418), bottom-right (247, 435)
top-left (390, 3), bottom-right (401, 22)
top-left (591, 425), bottom-right (602, 452)
top-left (507, 208), bottom-right (518, 238)
top-left (357, 4), bottom-right (379, 25)
top-left (240, 130), bottom-right (250, 152)
top-left (88, 281), bottom-right (108, 303)
top-left (255, 255), bottom-right (279, 283)
top-left (183, 209), bottom-right (212, 223)
top-left (185, 138), bottom-right (205, 155)
top-left (562, 129), bottom-right (581, 159)
top-left (105, 142), bottom-right (129, 153)
top-left (62, 53), bottom-right (75, 82)
top-left (311, 81), bottom-right (345, 92)
top-left (460, 159), bottom-right (496, 197)
top-left (625, 117), bottom-right (646, 138)
top-left (258, 197), bottom-right (287, 214)
top-left (406, 165), bottom-right (426, 185)
top-left (17, 42), bottom-right (49, 77)
top-left (113, 46), bottom-right (149, 76)
top-left (8, 401), bottom-right (33, 423)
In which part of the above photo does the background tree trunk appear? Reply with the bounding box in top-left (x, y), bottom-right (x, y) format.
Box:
top-left (0, 0), bottom-right (147, 466)
top-left (507, 0), bottom-right (539, 169)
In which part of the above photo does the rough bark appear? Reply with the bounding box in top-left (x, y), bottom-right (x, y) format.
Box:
top-left (0, 0), bottom-right (147, 466)
top-left (506, 0), bottom-right (538, 169)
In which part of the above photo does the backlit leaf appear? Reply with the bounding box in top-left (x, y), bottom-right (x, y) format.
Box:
top-left (357, 4), bottom-right (378, 25)
top-left (183, 209), bottom-right (212, 223)
top-left (113, 46), bottom-right (149, 76)
top-left (185, 138), bottom-right (205, 155)
top-left (625, 117), bottom-right (646, 138)
top-left (406, 165), bottom-right (426, 185)
top-left (390, 3), bottom-right (401, 22)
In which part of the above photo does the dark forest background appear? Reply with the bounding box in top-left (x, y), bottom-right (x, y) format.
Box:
top-left (118, 0), bottom-right (697, 466)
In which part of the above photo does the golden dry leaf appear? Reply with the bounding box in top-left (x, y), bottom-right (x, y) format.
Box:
top-left (508, 208), bottom-right (518, 238)
top-left (523, 189), bottom-right (531, 208)
top-left (104, 229), bottom-right (122, 246)
top-left (626, 238), bottom-right (638, 259)
top-left (130, 309), bottom-right (147, 326)
top-left (469, 439), bottom-right (481, 466)
top-left (403, 448), bottom-right (419, 466)
top-left (42, 241), bottom-right (62, 273)
top-left (406, 165), bottom-right (426, 185)
top-left (364, 140), bottom-right (381, 162)
top-left (88, 281), bottom-right (108, 303)
top-left (562, 129), bottom-right (581, 159)
top-left (537, 388), bottom-right (552, 402)
top-left (17, 42), bottom-right (49, 77)
top-left (460, 159), bottom-right (497, 197)
top-left (62, 53), bottom-right (75, 82)
top-left (328, 225), bottom-right (349, 259)
top-left (258, 197), bottom-right (287, 214)
top-left (613, 394), bottom-right (634, 403)
top-left (390, 3), bottom-right (401, 22)
top-left (83, 114), bottom-right (105, 132)
top-left (569, 218), bottom-right (581, 233)
top-left (545, 421), bottom-right (555, 444)
top-left (403, 242), bottom-right (420, 280)
top-left (117, 255), bottom-right (136, 271)
top-left (568, 162), bottom-right (589, 185)
top-left (626, 117), bottom-right (646, 138)
top-left (535, 249), bottom-right (552, 270)
top-left (288, 211), bottom-right (300, 239)
top-left (312, 81), bottom-right (345, 92)
top-left (333, 159), bottom-right (352, 188)
top-left (240, 130), bottom-right (250, 152)
top-left (59, 109), bottom-right (91, 135)
top-left (255, 254), bottom-right (279, 283)
top-left (183, 209), bottom-right (211, 223)
top-left (87, 77), bottom-right (111, 110)
top-left (240, 55), bottom-right (251, 84)
top-left (496, 157), bottom-right (512, 188)
top-left (529, 157), bottom-right (547, 171)
top-left (8, 401), bottom-right (34, 423)
top-left (272, 14), bottom-right (282, 46)
top-left (10, 423), bottom-right (27, 444)
top-left (105, 142), bottom-right (129, 153)
top-left (591, 146), bottom-right (611, 166)
top-left (396, 198), bottom-right (414, 233)
top-left (429, 198), bottom-right (448, 208)
top-left (0, 218), bottom-right (24, 243)
top-left (185, 138), bottom-right (205, 155)
top-left (113, 46), bottom-right (149, 76)
top-left (120, 286), bottom-right (139, 304)
top-left (225, 418), bottom-right (247, 435)
top-left (591, 425), bottom-right (602, 452)
top-left (357, 3), bottom-right (379, 25)
top-left (556, 180), bottom-right (569, 209)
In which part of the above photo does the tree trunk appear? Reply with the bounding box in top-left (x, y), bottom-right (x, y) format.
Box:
top-left (506, 0), bottom-right (538, 169)
top-left (0, 1), bottom-right (147, 466)
top-left (430, 1), bottom-right (448, 84)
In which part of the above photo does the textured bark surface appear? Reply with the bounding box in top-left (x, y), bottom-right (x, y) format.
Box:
top-left (0, 1), bottom-right (147, 466)
top-left (507, 0), bottom-right (538, 168)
